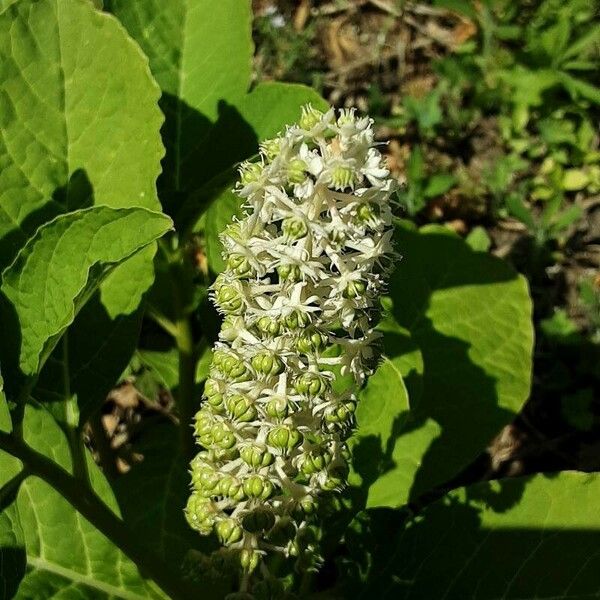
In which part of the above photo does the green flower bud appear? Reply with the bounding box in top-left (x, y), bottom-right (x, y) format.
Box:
top-left (219, 475), bottom-right (246, 502)
top-left (295, 372), bottom-right (329, 398)
top-left (240, 548), bottom-right (261, 574)
top-left (287, 159), bottom-right (308, 184)
top-left (240, 445), bottom-right (275, 468)
top-left (297, 495), bottom-right (318, 516)
top-left (264, 396), bottom-right (288, 419)
top-left (296, 327), bottom-right (328, 354)
top-left (239, 161), bottom-right (263, 186)
top-left (330, 165), bottom-right (356, 190)
top-left (226, 394), bottom-right (258, 423)
top-left (185, 495), bottom-right (216, 535)
top-left (300, 105), bottom-right (323, 131)
top-left (242, 508), bottom-right (276, 534)
top-left (194, 409), bottom-right (214, 438)
top-left (226, 253), bottom-right (253, 279)
top-left (220, 354), bottom-right (251, 382)
top-left (267, 426), bottom-right (303, 451)
top-left (324, 400), bottom-right (356, 424)
top-left (297, 448), bottom-right (332, 476)
top-left (251, 352), bottom-right (284, 377)
top-left (277, 263), bottom-right (302, 283)
top-left (284, 309), bottom-right (311, 330)
top-left (215, 519), bottom-right (243, 546)
top-left (216, 284), bottom-right (244, 315)
top-left (212, 423), bottom-right (236, 450)
top-left (343, 280), bottom-right (366, 299)
top-left (243, 475), bottom-right (275, 500)
top-left (192, 467), bottom-right (221, 494)
top-left (204, 378), bottom-right (224, 410)
top-left (255, 316), bottom-right (281, 337)
top-left (282, 217), bottom-right (308, 240)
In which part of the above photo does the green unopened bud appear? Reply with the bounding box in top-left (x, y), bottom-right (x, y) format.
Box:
top-left (185, 495), bottom-right (216, 535)
top-left (216, 519), bottom-right (243, 546)
top-left (243, 475), bottom-right (275, 500)
top-left (330, 165), bottom-right (356, 190)
top-left (295, 372), bottom-right (329, 398)
top-left (255, 316), bottom-right (281, 337)
top-left (277, 263), bottom-right (302, 282)
top-left (251, 352), bottom-right (284, 377)
top-left (242, 508), bottom-right (276, 533)
top-left (216, 284), bottom-right (244, 315)
top-left (265, 396), bottom-right (288, 419)
top-left (194, 410), bottom-right (214, 438)
top-left (282, 217), bottom-right (308, 240)
top-left (220, 354), bottom-right (251, 382)
top-left (226, 394), bottom-right (258, 423)
top-left (296, 328), bottom-right (328, 354)
top-left (284, 309), bottom-right (310, 330)
top-left (298, 495), bottom-right (318, 516)
top-left (226, 253), bottom-right (253, 278)
top-left (240, 445), bottom-right (275, 468)
top-left (239, 161), bottom-right (263, 186)
top-left (267, 426), bottom-right (303, 451)
top-left (343, 280), bottom-right (366, 299)
top-left (240, 548), bottom-right (261, 573)
top-left (204, 379), bottom-right (224, 410)
top-left (219, 475), bottom-right (246, 501)
top-left (324, 400), bottom-right (356, 424)
top-left (192, 467), bottom-right (221, 494)
top-left (212, 424), bottom-right (236, 450)
top-left (287, 159), bottom-right (308, 184)
top-left (300, 105), bottom-right (323, 131)
top-left (297, 449), bottom-right (332, 476)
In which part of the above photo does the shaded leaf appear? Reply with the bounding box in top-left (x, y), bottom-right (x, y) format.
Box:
top-left (352, 224), bottom-right (533, 508)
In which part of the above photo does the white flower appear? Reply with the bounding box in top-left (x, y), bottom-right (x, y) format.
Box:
top-left (187, 104), bottom-right (398, 576)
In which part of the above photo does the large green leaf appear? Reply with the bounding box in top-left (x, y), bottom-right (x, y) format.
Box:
top-left (0, 404), bottom-right (165, 599)
top-left (34, 297), bottom-right (144, 422)
top-left (0, 383), bottom-right (26, 599)
top-left (107, 0), bottom-right (253, 198)
top-left (0, 207), bottom-right (172, 391)
top-left (113, 422), bottom-right (216, 566)
top-left (0, 0), bottom-right (164, 271)
top-left (203, 83), bottom-right (329, 273)
top-left (347, 472), bottom-right (600, 599)
top-left (352, 223), bottom-right (533, 508)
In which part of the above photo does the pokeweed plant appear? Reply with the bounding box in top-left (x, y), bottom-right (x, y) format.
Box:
top-left (0, 1), bottom-right (598, 599)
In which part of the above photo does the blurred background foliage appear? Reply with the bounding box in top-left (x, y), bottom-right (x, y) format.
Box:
top-left (252, 0), bottom-right (600, 476)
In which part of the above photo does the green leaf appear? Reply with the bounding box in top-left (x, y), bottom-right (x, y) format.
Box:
top-left (0, 404), bottom-right (165, 599)
top-left (350, 472), bottom-right (600, 599)
top-left (107, 0), bottom-right (253, 199)
top-left (112, 422), bottom-right (217, 569)
top-left (465, 226), bottom-right (491, 252)
top-left (423, 173), bottom-right (457, 198)
top-left (34, 296), bottom-right (144, 422)
top-left (0, 0), bottom-right (164, 271)
top-left (0, 381), bottom-right (26, 598)
top-left (0, 207), bottom-right (172, 386)
top-left (352, 224), bottom-right (533, 508)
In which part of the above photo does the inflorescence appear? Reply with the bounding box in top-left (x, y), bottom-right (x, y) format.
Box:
top-left (186, 105), bottom-right (397, 577)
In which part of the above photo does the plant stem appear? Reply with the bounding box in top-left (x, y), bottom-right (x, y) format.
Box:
top-left (0, 430), bottom-right (196, 600)
top-left (62, 336), bottom-right (89, 485)
top-left (175, 313), bottom-right (197, 459)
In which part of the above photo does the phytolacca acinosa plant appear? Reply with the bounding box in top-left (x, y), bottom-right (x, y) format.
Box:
top-left (186, 105), bottom-right (397, 578)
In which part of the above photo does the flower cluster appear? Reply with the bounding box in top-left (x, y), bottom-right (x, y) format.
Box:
top-left (186, 105), bottom-right (396, 574)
